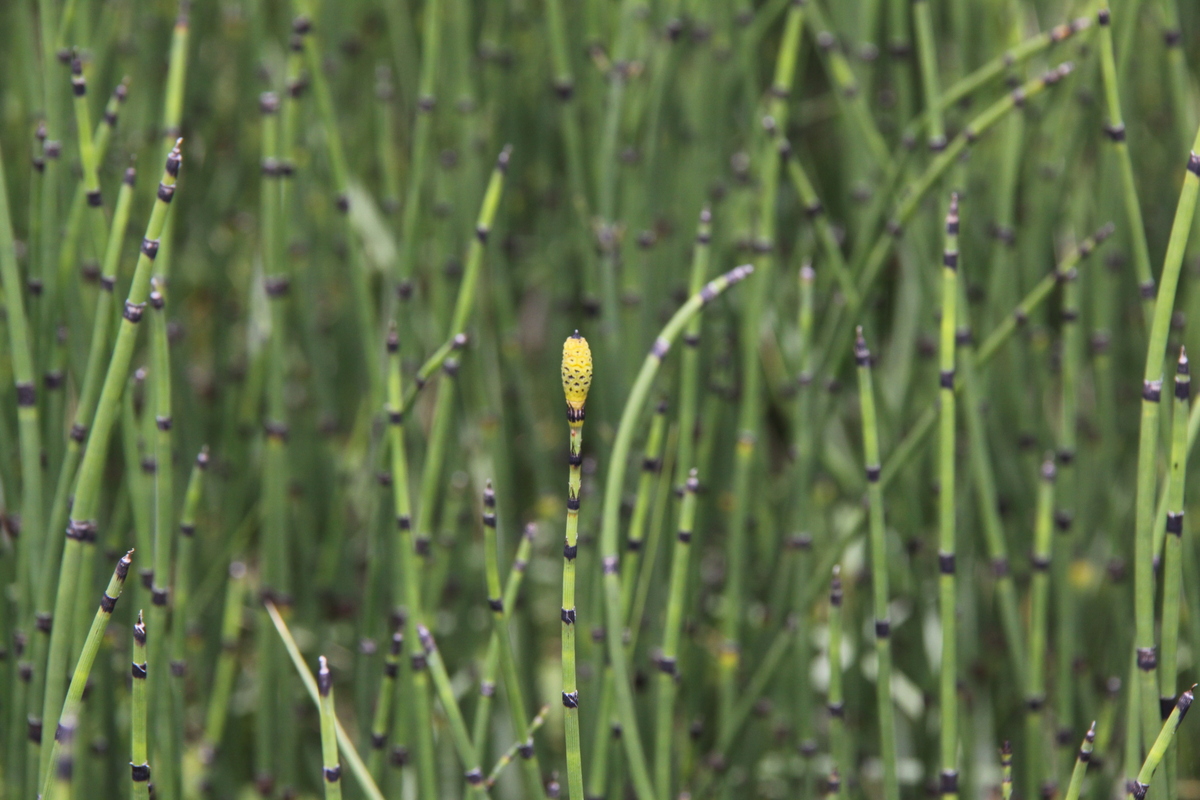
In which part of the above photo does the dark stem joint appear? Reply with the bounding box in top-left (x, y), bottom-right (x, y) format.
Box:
top-left (1189, 152), bottom-right (1200, 177)
top-left (1143, 380), bottom-right (1162, 403)
top-left (875, 619), bottom-right (890, 638)
top-left (324, 766), bottom-right (341, 782)
top-left (940, 771), bottom-right (959, 795)
top-left (15, 382), bottom-right (36, 407)
top-left (1167, 511), bottom-right (1184, 535)
top-left (563, 543), bottom-right (577, 560)
top-left (677, 530), bottom-right (692, 543)
top-left (939, 370), bottom-right (954, 389)
top-left (132, 662), bottom-right (147, 679)
top-left (562, 691), bottom-right (579, 708)
top-left (1137, 647), bottom-right (1157, 671)
top-left (866, 464), bottom-right (881, 483)
top-left (1103, 123), bottom-right (1126, 142)
top-left (131, 763), bottom-right (151, 782)
top-left (100, 593), bottom-right (118, 613)
top-left (1030, 553), bottom-right (1050, 571)
top-left (828, 701), bottom-right (844, 718)
top-left (488, 597), bottom-right (503, 612)
top-left (561, 607), bottom-right (576, 624)
top-left (939, 552), bottom-right (956, 574)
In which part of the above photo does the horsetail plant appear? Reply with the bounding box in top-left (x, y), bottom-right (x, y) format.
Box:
top-left (198, 561), bottom-right (247, 772)
top-left (480, 484), bottom-right (545, 796)
top-left (41, 142), bottom-right (181, 785)
top-left (318, 657), bottom-right (344, 800)
top-left (559, 330), bottom-right (592, 800)
top-left (1133, 120), bottom-right (1200, 753)
top-left (1128, 689), bottom-right (1195, 798)
top-left (855, 327), bottom-right (899, 800)
top-left (131, 612), bottom-right (150, 800)
top-left (1159, 348), bottom-right (1189, 781)
top-left (38, 550), bottom-right (133, 800)
top-left (654, 468), bottom-right (699, 798)
top-left (937, 193), bottom-right (960, 800)
top-left (1026, 456), bottom-right (1057, 799)
top-left (1063, 723), bottom-right (1096, 800)
top-left (600, 264), bottom-right (754, 800)
top-left (416, 624), bottom-right (489, 796)
top-left (827, 565), bottom-right (846, 800)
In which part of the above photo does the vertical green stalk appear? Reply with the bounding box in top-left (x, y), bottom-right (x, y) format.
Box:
top-left (480, 484), bottom-right (545, 796)
top-left (39, 551), bottom-right (133, 800)
top-left (471, 521), bottom-right (536, 753)
top-left (1159, 349), bottom-right (1189, 781)
top-left (394, 0), bottom-right (441, 294)
top-left (560, 331), bottom-right (592, 800)
top-left (147, 276), bottom-right (177, 800)
top-left (937, 194), bottom-right (960, 800)
top-left (1063, 723), bottom-right (1095, 800)
top-left (1095, 3), bottom-right (1154, 325)
top-left (0, 115), bottom-right (46, 626)
top-left (415, 625), bottom-right (489, 796)
top-left (1133, 123), bottom-right (1200, 754)
top-left (653, 469), bottom-right (698, 797)
top-left (67, 56), bottom-right (109, 276)
top-left (318, 657), bottom-right (345, 800)
top-left (366, 628), bottom-right (403, 779)
top-left (199, 561), bottom-right (247, 770)
top-left (619, 402), bottom-right (666, 621)
top-left (51, 713), bottom-right (75, 800)
top-left (131, 612), bottom-right (150, 800)
top-left (854, 328), bottom-right (899, 800)
top-left (1026, 457), bottom-right (1057, 800)
top-left (911, 0), bottom-right (945, 151)
top-left (170, 448), bottom-right (208, 677)
top-left (384, 326), bottom-right (437, 799)
top-left (41, 143), bottom-right (181, 786)
top-left (827, 566), bottom-right (845, 800)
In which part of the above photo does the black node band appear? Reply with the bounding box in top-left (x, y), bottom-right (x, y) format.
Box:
top-left (324, 766), bottom-right (342, 782)
top-left (677, 530), bottom-right (692, 543)
top-left (940, 771), bottom-right (959, 795)
top-left (568, 452), bottom-right (583, 467)
top-left (1031, 554), bottom-right (1051, 571)
top-left (939, 553), bottom-right (955, 574)
top-left (132, 662), bottom-right (147, 679)
top-left (875, 619), bottom-right (890, 638)
top-left (1167, 512), bottom-right (1184, 535)
top-left (943, 251), bottom-right (958, 269)
top-left (562, 691), bottom-right (579, 708)
top-left (1144, 381), bottom-right (1162, 402)
top-left (566, 497), bottom-right (581, 511)
top-left (100, 593), bottom-right (118, 613)
top-left (1189, 152), bottom-right (1200, 177)
top-left (561, 607), bottom-right (576, 624)
top-left (828, 702), bottom-right (844, 718)
top-left (939, 370), bottom-right (955, 389)
top-left (1137, 647), bottom-right (1157, 671)
top-left (131, 763), bottom-right (151, 782)
top-left (87, 190), bottom-right (102, 207)
top-left (866, 464), bottom-right (881, 483)
top-left (563, 543), bottom-right (578, 560)
top-left (16, 382), bottom-right (36, 407)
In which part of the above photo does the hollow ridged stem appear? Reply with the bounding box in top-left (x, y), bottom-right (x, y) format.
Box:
top-left (67, 56), bottom-right (109, 275)
top-left (264, 601), bottom-right (385, 800)
top-left (671, 206), bottom-right (711, 504)
top-left (366, 629), bottom-right (403, 779)
top-left (854, 329), bottom-right (899, 800)
top-left (257, 91), bottom-right (288, 797)
top-left (58, 79), bottom-right (127, 286)
top-left (880, 223), bottom-right (1113, 488)
top-left (1159, 349), bottom-right (1189, 769)
top-left (721, 123), bottom-right (784, 759)
top-left (413, 146), bottom-right (511, 568)
top-left (1026, 457), bottom-right (1057, 799)
top-left (147, 275), bottom-right (178, 800)
top-left (792, 261), bottom-right (817, 787)
top-left (39, 551), bottom-right (133, 799)
top-left (1063, 723), bottom-right (1095, 800)
top-left (1127, 689), bottom-right (1195, 798)
top-left (654, 469), bottom-right (698, 797)
top-left (390, 0), bottom-right (441, 298)
top-left (620, 402), bottom-right (666, 622)
top-left (911, 0), bottom-right (945, 151)
top-left (51, 712), bottom-right (75, 800)
top-left (131, 612), bottom-right (150, 800)
top-left (937, 195), bottom-right (960, 800)
top-left (487, 706), bottom-right (549, 789)
top-left (1095, 3), bottom-right (1154, 323)
top-left (827, 567), bottom-right (846, 800)
top-left (480, 485), bottom-right (545, 796)
top-left (1054, 244), bottom-right (1084, 770)
top-left (199, 561), bottom-right (247, 768)
top-left (415, 625), bottom-right (489, 796)
top-left (560, 331), bottom-right (592, 800)
top-left (777, 138), bottom-right (859, 307)
top-left (318, 658), bottom-right (345, 800)
top-left (601, 265), bottom-right (754, 800)
top-left (383, 327), bottom-right (437, 800)
top-left (1134, 123), bottom-right (1200, 753)
top-left (151, 2), bottom-right (190, 286)
top-left (1001, 742), bottom-right (1013, 800)
top-left (471, 521), bottom-right (536, 753)
top-left (803, 0), bottom-right (888, 165)
top-left (0, 118), bottom-right (46, 623)
top-left (170, 448), bottom-right (208, 678)
top-left (41, 143), bottom-right (181, 785)
top-left (957, 298), bottom-right (1027, 687)
top-left (823, 63), bottom-right (1076, 377)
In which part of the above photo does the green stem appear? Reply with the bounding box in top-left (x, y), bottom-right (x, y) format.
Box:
top-left (131, 612), bottom-right (150, 800)
top-left (318, 657), bottom-right (345, 800)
